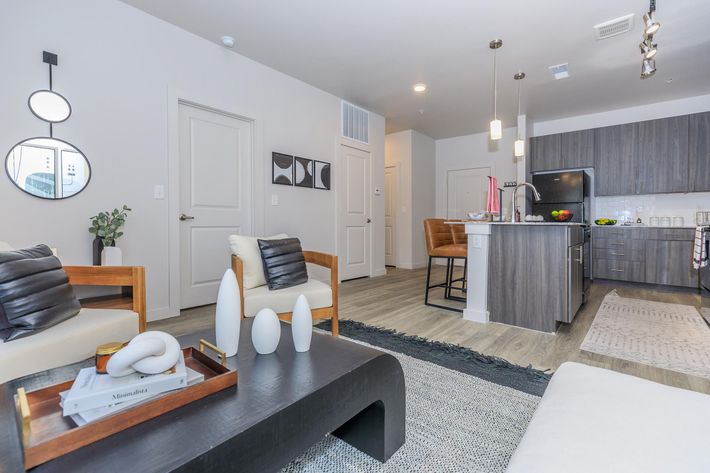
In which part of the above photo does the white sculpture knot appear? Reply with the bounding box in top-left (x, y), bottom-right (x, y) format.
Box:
top-left (106, 331), bottom-right (181, 377)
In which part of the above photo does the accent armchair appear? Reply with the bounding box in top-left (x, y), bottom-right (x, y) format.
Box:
top-left (231, 251), bottom-right (339, 336)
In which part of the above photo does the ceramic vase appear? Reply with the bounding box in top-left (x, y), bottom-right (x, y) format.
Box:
top-left (291, 294), bottom-right (312, 352)
top-left (252, 308), bottom-right (281, 354)
top-left (215, 269), bottom-right (241, 357)
top-left (101, 246), bottom-right (123, 266)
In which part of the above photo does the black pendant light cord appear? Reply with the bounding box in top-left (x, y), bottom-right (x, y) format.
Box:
top-left (650, 0), bottom-right (656, 13)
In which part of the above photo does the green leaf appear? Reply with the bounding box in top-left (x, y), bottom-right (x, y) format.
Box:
top-left (88, 227), bottom-right (96, 233)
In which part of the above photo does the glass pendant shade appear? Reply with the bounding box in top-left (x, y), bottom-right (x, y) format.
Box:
top-left (641, 58), bottom-right (656, 78)
top-left (490, 119), bottom-right (502, 141)
top-left (28, 90), bottom-right (71, 123)
top-left (514, 139), bottom-right (525, 157)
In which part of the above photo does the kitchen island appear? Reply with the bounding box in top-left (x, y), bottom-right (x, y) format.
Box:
top-left (463, 222), bottom-right (587, 332)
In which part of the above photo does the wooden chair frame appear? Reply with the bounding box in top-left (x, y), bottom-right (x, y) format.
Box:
top-left (231, 252), bottom-right (339, 336)
top-left (63, 266), bottom-right (147, 333)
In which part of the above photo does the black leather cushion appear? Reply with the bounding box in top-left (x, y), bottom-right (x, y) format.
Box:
top-left (0, 245), bottom-right (81, 341)
top-left (257, 238), bottom-right (308, 290)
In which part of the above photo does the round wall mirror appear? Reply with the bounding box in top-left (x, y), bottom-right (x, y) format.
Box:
top-left (28, 90), bottom-right (72, 123)
top-left (5, 137), bottom-right (91, 199)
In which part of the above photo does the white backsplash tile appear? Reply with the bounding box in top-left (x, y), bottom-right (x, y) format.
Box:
top-left (593, 192), bottom-right (710, 226)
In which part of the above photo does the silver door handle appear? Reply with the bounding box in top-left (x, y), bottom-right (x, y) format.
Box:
top-left (576, 246), bottom-right (583, 264)
top-left (611, 268), bottom-right (625, 272)
top-left (366, 218), bottom-right (372, 223)
top-left (179, 213), bottom-right (195, 221)
top-left (611, 252), bottom-right (625, 256)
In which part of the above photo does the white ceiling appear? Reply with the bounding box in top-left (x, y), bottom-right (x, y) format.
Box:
top-left (121, 0), bottom-right (710, 139)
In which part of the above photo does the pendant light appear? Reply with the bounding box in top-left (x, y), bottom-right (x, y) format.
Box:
top-left (513, 72), bottom-right (526, 157)
top-left (640, 0), bottom-right (660, 79)
top-left (489, 39), bottom-right (503, 141)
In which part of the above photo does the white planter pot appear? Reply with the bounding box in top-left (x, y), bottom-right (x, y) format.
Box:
top-left (101, 246), bottom-right (123, 266)
top-left (251, 308), bottom-right (281, 354)
top-left (215, 269), bottom-right (241, 357)
top-left (291, 294), bottom-right (312, 352)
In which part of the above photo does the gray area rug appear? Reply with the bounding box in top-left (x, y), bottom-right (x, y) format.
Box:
top-left (283, 335), bottom-right (541, 473)
top-left (581, 290), bottom-right (710, 379)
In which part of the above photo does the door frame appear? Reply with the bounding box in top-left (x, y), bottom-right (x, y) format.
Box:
top-left (166, 88), bottom-right (258, 320)
top-left (336, 139), bottom-right (376, 281)
top-left (384, 163), bottom-right (400, 267)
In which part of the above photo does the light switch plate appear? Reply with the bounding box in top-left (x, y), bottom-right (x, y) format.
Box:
top-left (153, 184), bottom-right (165, 200)
top-left (374, 187), bottom-right (382, 196)
top-left (271, 194), bottom-right (279, 206)
top-left (472, 235), bottom-right (482, 249)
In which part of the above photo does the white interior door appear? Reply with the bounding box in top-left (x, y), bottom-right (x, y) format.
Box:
top-left (179, 102), bottom-right (253, 309)
top-left (446, 167), bottom-right (491, 219)
top-left (384, 165), bottom-right (397, 267)
top-left (339, 144), bottom-right (371, 280)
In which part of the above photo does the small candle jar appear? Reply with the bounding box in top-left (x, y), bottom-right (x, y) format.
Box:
top-left (95, 342), bottom-right (124, 374)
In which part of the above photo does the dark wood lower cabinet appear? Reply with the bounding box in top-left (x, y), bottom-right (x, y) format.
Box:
top-left (644, 240), bottom-right (698, 287)
top-left (592, 227), bottom-right (697, 288)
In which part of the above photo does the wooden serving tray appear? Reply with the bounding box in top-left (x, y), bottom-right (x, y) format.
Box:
top-left (15, 343), bottom-right (237, 469)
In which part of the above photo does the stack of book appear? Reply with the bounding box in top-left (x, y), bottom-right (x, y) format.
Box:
top-left (60, 351), bottom-right (204, 426)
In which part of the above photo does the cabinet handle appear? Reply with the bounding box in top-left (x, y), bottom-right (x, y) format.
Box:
top-left (611, 268), bottom-right (625, 272)
top-left (610, 242), bottom-right (625, 246)
top-left (611, 252), bottom-right (625, 256)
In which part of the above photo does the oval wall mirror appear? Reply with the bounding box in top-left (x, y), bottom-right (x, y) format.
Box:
top-left (5, 137), bottom-right (91, 200)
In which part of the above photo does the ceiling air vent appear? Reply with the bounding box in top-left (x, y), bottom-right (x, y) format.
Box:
top-left (548, 63), bottom-right (570, 80)
top-left (342, 101), bottom-right (369, 144)
top-left (594, 14), bottom-right (635, 40)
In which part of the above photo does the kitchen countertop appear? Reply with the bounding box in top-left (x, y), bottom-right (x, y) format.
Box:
top-left (592, 225), bottom-right (697, 229)
top-left (447, 221), bottom-right (585, 226)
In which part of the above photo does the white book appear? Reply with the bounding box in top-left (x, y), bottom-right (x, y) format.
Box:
top-left (62, 352), bottom-right (188, 416)
top-left (62, 367), bottom-right (205, 426)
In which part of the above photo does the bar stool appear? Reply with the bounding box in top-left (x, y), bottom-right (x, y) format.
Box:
top-left (448, 220), bottom-right (468, 299)
top-left (423, 218), bottom-right (467, 312)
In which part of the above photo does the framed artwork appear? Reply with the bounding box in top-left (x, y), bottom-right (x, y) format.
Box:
top-left (272, 152), bottom-right (293, 186)
top-left (314, 160), bottom-right (331, 190)
top-left (294, 156), bottom-right (314, 188)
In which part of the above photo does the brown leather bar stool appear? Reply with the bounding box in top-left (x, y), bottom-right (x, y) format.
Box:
top-left (423, 218), bottom-right (467, 312)
top-left (448, 220), bottom-right (468, 299)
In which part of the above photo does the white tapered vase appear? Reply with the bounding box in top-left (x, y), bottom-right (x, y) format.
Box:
top-left (215, 269), bottom-right (241, 357)
top-left (291, 294), bottom-right (312, 352)
top-left (252, 308), bottom-right (281, 354)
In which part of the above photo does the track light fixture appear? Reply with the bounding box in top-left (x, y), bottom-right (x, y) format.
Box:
top-left (640, 0), bottom-right (659, 79)
top-left (489, 39), bottom-right (503, 141)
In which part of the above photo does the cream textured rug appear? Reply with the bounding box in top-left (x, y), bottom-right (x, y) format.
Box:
top-left (581, 290), bottom-right (710, 379)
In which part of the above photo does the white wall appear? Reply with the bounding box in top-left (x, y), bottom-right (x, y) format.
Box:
top-left (385, 129), bottom-right (435, 268)
top-left (435, 126), bottom-right (522, 221)
top-left (0, 0), bottom-right (385, 320)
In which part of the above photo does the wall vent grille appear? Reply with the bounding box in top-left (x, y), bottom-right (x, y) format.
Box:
top-left (594, 14), bottom-right (635, 40)
top-left (341, 101), bottom-right (369, 144)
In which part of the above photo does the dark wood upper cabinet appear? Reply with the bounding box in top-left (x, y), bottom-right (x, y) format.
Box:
top-left (530, 134), bottom-right (562, 172)
top-left (594, 123), bottom-right (637, 196)
top-left (561, 129), bottom-right (594, 169)
top-left (636, 115), bottom-right (689, 194)
top-left (689, 111), bottom-right (710, 192)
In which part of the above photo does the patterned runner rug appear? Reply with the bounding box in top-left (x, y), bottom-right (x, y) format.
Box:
top-left (283, 320), bottom-right (550, 473)
top-left (581, 290), bottom-right (710, 379)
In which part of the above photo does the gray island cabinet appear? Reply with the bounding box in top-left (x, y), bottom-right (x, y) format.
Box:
top-left (463, 222), bottom-right (584, 333)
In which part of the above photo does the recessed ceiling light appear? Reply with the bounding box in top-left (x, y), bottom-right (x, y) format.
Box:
top-left (413, 83), bottom-right (427, 93)
top-left (221, 36), bottom-right (236, 48)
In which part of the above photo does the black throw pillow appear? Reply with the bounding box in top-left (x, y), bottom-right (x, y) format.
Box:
top-left (0, 244), bottom-right (81, 341)
top-left (257, 238), bottom-right (308, 290)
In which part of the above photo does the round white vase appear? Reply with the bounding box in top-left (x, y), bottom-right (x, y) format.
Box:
top-left (251, 308), bottom-right (281, 354)
top-left (291, 294), bottom-right (312, 352)
top-left (101, 246), bottom-right (123, 266)
top-left (215, 269), bottom-right (241, 357)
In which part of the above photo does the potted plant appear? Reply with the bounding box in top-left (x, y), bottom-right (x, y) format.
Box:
top-left (88, 205), bottom-right (131, 265)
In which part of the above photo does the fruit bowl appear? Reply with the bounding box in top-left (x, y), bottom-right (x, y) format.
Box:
top-left (551, 210), bottom-right (573, 222)
top-left (595, 218), bottom-right (617, 226)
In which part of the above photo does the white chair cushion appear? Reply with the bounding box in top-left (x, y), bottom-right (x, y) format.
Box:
top-left (0, 241), bottom-right (14, 251)
top-left (228, 233), bottom-right (287, 289)
top-left (0, 308), bottom-right (139, 383)
top-left (505, 362), bottom-right (710, 473)
top-left (243, 279), bottom-right (332, 317)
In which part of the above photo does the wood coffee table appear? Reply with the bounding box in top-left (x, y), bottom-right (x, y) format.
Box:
top-left (0, 320), bottom-right (405, 472)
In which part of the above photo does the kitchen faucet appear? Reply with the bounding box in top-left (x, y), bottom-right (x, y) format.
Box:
top-left (511, 182), bottom-right (542, 223)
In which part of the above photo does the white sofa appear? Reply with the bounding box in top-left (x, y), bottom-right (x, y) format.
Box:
top-left (506, 362), bottom-right (710, 473)
top-left (0, 241), bottom-right (143, 383)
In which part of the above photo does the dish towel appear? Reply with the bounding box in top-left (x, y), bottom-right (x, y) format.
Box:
top-left (486, 176), bottom-right (500, 215)
top-left (693, 226), bottom-right (708, 269)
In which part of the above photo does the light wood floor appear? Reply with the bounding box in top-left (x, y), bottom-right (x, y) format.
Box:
top-left (151, 266), bottom-right (710, 394)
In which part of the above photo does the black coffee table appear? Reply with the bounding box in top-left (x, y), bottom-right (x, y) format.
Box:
top-left (0, 320), bottom-right (405, 472)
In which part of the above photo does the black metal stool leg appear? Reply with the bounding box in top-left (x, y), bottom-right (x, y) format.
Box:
top-left (424, 256), bottom-right (433, 305)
